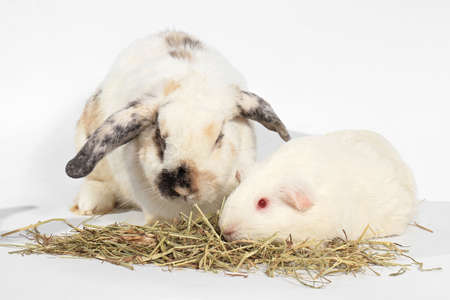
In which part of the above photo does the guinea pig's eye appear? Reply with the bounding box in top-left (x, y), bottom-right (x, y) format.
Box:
top-left (214, 132), bottom-right (224, 147)
top-left (257, 198), bottom-right (269, 209)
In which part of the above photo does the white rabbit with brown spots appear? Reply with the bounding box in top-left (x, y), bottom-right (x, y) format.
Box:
top-left (66, 31), bottom-right (290, 222)
top-left (220, 130), bottom-right (418, 241)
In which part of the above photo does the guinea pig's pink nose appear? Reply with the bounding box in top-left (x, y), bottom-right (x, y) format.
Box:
top-left (222, 226), bottom-right (238, 241)
top-left (223, 229), bottom-right (235, 236)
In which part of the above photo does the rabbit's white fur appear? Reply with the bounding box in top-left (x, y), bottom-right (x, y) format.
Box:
top-left (219, 130), bottom-right (418, 241)
top-left (69, 31), bottom-right (289, 222)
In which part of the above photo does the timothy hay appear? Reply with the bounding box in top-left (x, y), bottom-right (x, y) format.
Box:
top-left (0, 205), bottom-right (441, 288)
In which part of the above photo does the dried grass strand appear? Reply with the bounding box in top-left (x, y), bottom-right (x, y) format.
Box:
top-left (0, 208), bottom-right (441, 288)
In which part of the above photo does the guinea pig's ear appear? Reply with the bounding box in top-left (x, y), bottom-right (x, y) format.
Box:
top-left (280, 187), bottom-right (312, 212)
top-left (65, 100), bottom-right (158, 178)
top-left (236, 90), bottom-right (291, 142)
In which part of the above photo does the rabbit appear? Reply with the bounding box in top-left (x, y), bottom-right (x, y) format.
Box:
top-left (219, 130), bottom-right (418, 242)
top-left (65, 30), bottom-right (290, 223)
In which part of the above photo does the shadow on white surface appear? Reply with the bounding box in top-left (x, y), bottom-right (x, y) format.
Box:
top-left (393, 201), bottom-right (450, 258)
top-left (0, 205), bottom-right (37, 219)
top-left (0, 205), bottom-right (37, 227)
top-left (254, 124), bottom-right (306, 160)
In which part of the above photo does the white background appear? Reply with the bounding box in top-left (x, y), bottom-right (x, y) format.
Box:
top-left (0, 1), bottom-right (449, 299)
top-left (1, 0), bottom-right (449, 208)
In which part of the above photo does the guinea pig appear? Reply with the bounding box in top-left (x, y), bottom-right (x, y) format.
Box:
top-left (65, 30), bottom-right (290, 222)
top-left (219, 130), bottom-right (418, 241)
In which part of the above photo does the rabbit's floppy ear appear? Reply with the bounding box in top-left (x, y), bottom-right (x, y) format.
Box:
top-left (236, 90), bottom-right (290, 141)
top-left (66, 99), bottom-right (158, 178)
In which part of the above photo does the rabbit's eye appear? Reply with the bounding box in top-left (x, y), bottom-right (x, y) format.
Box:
top-left (214, 132), bottom-right (224, 147)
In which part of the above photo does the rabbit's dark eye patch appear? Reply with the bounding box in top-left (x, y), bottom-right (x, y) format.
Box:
top-left (214, 132), bottom-right (224, 147)
top-left (153, 122), bottom-right (167, 161)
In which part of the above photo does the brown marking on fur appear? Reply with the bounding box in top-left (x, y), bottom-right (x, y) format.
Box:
top-left (70, 203), bottom-right (115, 216)
top-left (136, 127), bottom-right (165, 164)
top-left (165, 31), bottom-right (189, 47)
top-left (235, 170), bottom-right (241, 183)
top-left (159, 119), bottom-right (167, 132)
top-left (163, 80), bottom-right (181, 96)
top-left (180, 160), bottom-right (199, 194)
top-left (165, 31), bottom-right (202, 49)
top-left (78, 90), bottom-right (104, 138)
top-left (165, 31), bottom-right (202, 61)
top-left (134, 128), bottom-right (153, 161)
top-left (204, 122), bottom-right (219, 140)
top-left (192, 168), bottom-right (219, 199)
top-left (169, 50), bottom-right (192, 60)
top-left (133, 118), bottom-right (166, 162)
top-left (197, 170), bottom-right (217, 190)
top-left (229, 142), bottom-right (237, 157)
top-left (70, 204), bottom-right (79, 213)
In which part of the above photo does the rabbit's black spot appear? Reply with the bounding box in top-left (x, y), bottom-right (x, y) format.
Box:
top-left (166, 32), bottom-right (202, 49)
top-left (157, 169), bottom-right (180, 198)
top-left (152, 113), bottom-right (166, 161)
top-left (183, 37), bottom-right (202, 49)
top-left (126, 100), bottom-right (141, 108)
top-left (65, 138), bottom-right (100, 178)
top-left (156, 164), bottom-right (192, 199)
top-left (238, 91), bottom-right (291, 142)
top-left (87, 89), bottom-right (102, 104)
top-left (238, 94), bottom-right (273, 123)
top-left (105, 117), bottom-right (115, 125)
top-left (214, 132), bottom-right (224, 147)
top-left (101, 134), bottom-right (112, 146)
top-left (153, 126), bottom-right (166, 161)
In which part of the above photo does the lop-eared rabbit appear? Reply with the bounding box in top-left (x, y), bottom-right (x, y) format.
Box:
top-left (66, 31), bottom-right (290, 222)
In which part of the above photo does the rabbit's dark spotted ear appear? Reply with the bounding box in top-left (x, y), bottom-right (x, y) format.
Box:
top-left (65, 100), bottom-right (158, 178)
top-left (237, 90), bottom-right (290, 142)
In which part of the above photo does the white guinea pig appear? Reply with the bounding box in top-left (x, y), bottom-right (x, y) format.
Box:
top-left (219, 130), bottom-right (418, 241)
top-left (65, 30), bottom-right (290, 222)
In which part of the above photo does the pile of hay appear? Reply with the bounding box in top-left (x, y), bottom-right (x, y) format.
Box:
top-left (0, 205), bottom-right (438, 288)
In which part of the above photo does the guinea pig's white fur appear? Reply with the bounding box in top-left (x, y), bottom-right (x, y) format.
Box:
top-left (66, 31), bottom-right (290, 222)
top-left (219, 130), bottom-right (418, 241)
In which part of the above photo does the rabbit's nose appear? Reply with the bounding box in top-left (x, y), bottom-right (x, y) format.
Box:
top-left (174, 186), bottom-right (190, 197)
top-left (156, 165), bottom-right (193, 198)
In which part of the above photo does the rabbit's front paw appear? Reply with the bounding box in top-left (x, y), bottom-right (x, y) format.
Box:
top-left (71, 180), bottom-right (115, 215)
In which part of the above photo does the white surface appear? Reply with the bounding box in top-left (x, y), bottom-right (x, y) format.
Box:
top-left (0, 1), bottom-right (449, 207)
top-left (1, 201), bottom-right (449, 300)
